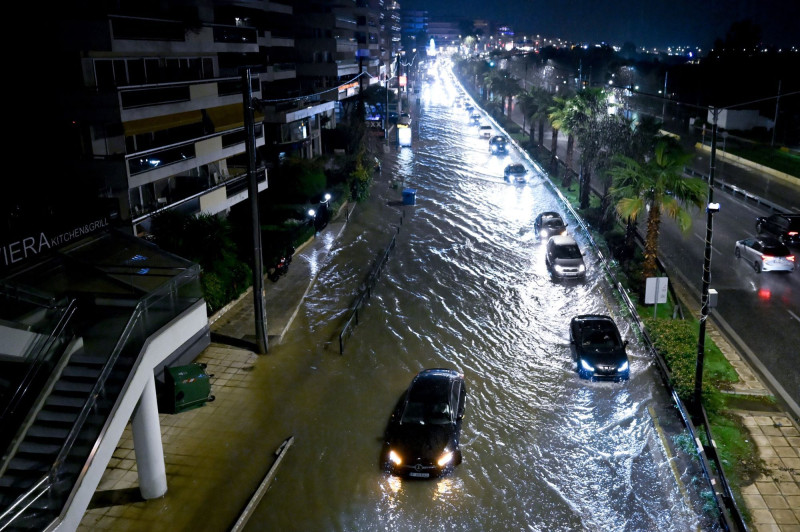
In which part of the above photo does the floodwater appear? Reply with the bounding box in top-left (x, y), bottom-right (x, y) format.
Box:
top-left (243, 64), bottom-right (713, 531)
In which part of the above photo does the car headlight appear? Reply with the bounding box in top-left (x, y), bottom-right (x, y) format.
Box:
top-left (580, 359), bottom-right (594, 372)
top-left (578, 264), bottom-right (585, 272)
top-left (540, 230), bottom-right (548, 238)
top-left (388, 449), bottom-right (402, 466)
top-left (618, 360), bottom-right (629, 372)
top-left (554, 264), bottom-right (565, 273)
top-left (437, 450), bottom-right (454, 467)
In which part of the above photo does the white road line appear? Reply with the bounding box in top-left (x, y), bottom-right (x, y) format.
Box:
top-left (694, 233), bottom-right (722, 255)
top-left (788, 310), bottom-right (800, 322)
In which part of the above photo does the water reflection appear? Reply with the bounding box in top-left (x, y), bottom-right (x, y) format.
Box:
top-left (246, 60), bottom-right (707, 532)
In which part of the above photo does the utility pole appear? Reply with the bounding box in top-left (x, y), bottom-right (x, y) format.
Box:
top-left (661, 71), bottom-right (668, 124)
top-left (771, 80), bottom-right (781, 147)
top-left (694, 106), bottom-right (720, 410)
top-left (241, 67), bottom-right (269, 354)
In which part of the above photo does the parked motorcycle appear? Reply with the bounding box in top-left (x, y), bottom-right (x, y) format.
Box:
top-left (268, 246), bottom-right (295, 282)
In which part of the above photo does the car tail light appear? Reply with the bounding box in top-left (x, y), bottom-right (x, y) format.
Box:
top-left (761, 254), bottom-right (773, 260)
top-left (789, 231), bottom-right (798, 236)
top-left (788, 255), bottom-right (795, 262)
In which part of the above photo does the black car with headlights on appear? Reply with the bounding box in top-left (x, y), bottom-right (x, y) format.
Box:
top-left (503, 163), bottom-right (527, 184)
top-left (534, 212), bottom-right (567, 239)
top-left (489, 135), bottom-right (508, 154)
top-left (569, 315), bottom-right (630, 381)
top-left (382, 369), bottom-right (466, 479)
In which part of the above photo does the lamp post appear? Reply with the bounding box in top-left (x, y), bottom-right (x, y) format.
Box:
top-left (694, 106), bottom-right (720, 411)
top-left (241, 67), bottom-right (269, 354)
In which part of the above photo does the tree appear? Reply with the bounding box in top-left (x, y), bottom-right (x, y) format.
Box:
top-left (608, 141), bottom-right (706, 282)
top-left (516, 89), bottom-right (538, 138)
top-left (559, 88), bottom-right (608, 207)
top-left (531, 89), bottom-right (553, 149)
top-left (548, 95), bottom-right (577, 182)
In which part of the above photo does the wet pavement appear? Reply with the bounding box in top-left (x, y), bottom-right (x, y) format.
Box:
top-left (78, 67), bottom-right (800, 532)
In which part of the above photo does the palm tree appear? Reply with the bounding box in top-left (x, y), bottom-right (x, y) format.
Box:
top-left (516, 89), bottom-right (538, 138)
top-left (548, 95), bottom-right (577, 183)
top-left (496, 73), bottom-right (521, 117)
top-left (561, 88), bottom-right (608, 208)
top-left (608, 140), bottom-right (707, 281)
top-left (531, 89), bottom-right (553, 148)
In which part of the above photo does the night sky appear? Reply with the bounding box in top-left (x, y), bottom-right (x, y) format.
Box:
top-left (403, 0), bottom-right (800, 50)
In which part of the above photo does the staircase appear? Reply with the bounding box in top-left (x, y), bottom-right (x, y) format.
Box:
top-left (0, 304), bottom-right (138, 531)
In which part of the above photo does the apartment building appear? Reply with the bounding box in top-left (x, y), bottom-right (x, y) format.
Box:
top-left (24, 1), bottom-right (344, 240)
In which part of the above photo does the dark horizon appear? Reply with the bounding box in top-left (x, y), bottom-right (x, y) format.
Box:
top-left (403, 0), bottom-right (800, 50)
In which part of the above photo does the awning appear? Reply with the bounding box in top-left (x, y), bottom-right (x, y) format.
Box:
top-left (205, 103), bottom-right (264, 132)
top-left (124, 110), bottom-right (202, 137)
top-left (123, 104), bottom-right (264, 137)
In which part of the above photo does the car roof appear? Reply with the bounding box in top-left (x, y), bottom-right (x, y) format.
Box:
top-left (571, 314), bottom-right (617, 329)
top-left (539, 211), bottom-right (563, 219)
top-left (548, 234), bottom-right (577, 246)
top-left (408, 369), bottom-right (462, 400)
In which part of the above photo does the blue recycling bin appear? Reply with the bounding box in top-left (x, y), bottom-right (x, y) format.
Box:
top-left (402, 188), bottom-right (416, 205)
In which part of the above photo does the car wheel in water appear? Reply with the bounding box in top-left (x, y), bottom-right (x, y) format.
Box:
top-left (734, 247), bottom-right (741, 259)
top-left (754, 261), bottom-right (761, 273)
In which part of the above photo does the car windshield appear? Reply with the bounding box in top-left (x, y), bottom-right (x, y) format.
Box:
top-left (544, 218), bottom-right (564, 228)
top-left (401, 377), bottom-right (452, 425)
top-left (581, 326), bottom-right (620, 350)
top-left (401, 401), bottom-right (451, 425)
top-left (509, 165), bottom-right (524, 173)
top-left (553, 244), bottom-right (582, 259)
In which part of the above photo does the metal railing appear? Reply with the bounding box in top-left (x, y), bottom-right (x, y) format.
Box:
top-left (458, 73), bottom-right (746, 530)
top-left (0, 265), bottom-right (202, 531)
top-left (339, 212), bottom-right (404, 354)
top-left (683, 166), bottom-right (787, 214)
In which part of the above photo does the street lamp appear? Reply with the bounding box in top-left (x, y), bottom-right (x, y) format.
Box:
top-left (694, 107), bottom-right (720, 411)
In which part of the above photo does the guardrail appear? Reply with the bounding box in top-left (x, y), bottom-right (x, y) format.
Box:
top-left (339, 212), bottom-right (405, 354)
top-left (683, 166), bottom-right (788, 214)
top-left (454, 72), bottom-right (745, 530)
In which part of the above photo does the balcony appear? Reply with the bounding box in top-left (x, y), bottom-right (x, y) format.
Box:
top-left (297, 60), bottom-right (359, 79)
top-left (263, 63), bottom-right (296, 82)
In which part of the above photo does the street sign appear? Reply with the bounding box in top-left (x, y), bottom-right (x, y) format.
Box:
top-left (645, 277), bottom-right (669, 318)
top-left (645, 277), bottom-right (668, 304)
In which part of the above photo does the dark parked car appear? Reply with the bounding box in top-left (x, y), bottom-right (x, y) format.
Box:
top-left (569, 315), bottom-right (630, 381)
top-left (734, 236), bottom-right (796, 273)
top-left (534, 212), bottom-right (567, 239)
top-left (756, 213), bottom-right (800, 246)
top-left (504, 163), bottom-right (527, 184)
top-left (545, 235), bottom-right (586, 280)
top-left (489, 135), bottom-right (508, 154)
top-left (382, 369), bottom-right (466, 479)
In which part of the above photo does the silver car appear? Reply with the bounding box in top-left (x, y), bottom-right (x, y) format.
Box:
top-left (734, 236), bottom-right (796, 273)
top-left (546, 235), bottom-right (587, 280)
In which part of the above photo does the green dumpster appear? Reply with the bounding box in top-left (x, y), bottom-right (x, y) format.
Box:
top-left (163, 363), bottom-right (215, 414)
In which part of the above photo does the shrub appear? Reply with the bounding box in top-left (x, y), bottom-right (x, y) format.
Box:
top-left (643, 317), bottom-right (713, 403)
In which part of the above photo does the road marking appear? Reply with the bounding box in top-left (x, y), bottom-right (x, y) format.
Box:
top-left (789, 310), bottom-right (800, 322)
top-left (694, 233), bottom-right (722, 256)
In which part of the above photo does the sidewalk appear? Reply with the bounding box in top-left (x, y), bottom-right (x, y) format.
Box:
top-left (505, 94), bottom-right (800, 531)
top-left (78, 211), bottom-right (352, 531)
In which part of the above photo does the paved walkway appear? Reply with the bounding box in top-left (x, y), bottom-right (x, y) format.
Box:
top-left (504, 93), bottom-right (800, 531)
top-left (78, 210), bottom-right (353, 531)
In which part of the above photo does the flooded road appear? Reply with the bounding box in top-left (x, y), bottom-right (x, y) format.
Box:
top-left (243, 67), bottom-right (712, 531)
